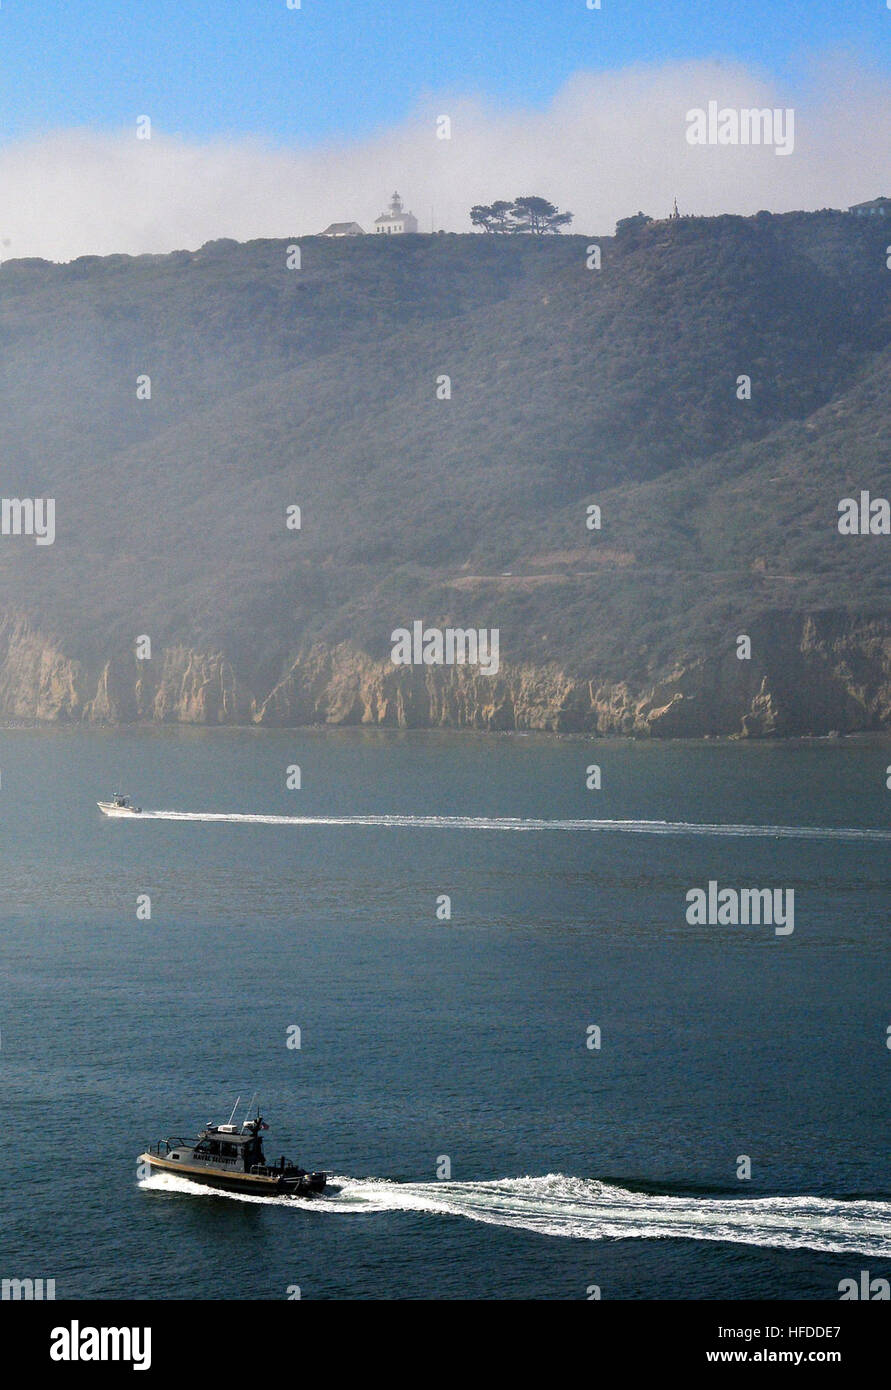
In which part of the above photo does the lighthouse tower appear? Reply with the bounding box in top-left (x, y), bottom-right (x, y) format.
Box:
top-left (374, 192), bottom-right (419, 235)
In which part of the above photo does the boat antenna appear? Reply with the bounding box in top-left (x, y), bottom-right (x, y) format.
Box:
top-left (242, 1092), bottom-right (257, 1126)
top-left (226, 1096), bottom-right (241, 1127)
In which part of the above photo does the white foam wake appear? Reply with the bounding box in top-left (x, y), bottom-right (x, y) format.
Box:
top-left (139, 1172), bottom-right (891, 1256)
top-left (125, 811), bottom-right (890, 842)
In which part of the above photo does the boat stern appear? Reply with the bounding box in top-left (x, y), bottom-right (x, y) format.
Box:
top-left (283, 1170), bottom-right (327, 1197)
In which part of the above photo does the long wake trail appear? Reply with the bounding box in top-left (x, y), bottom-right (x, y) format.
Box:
top-left (140, 1172), bottom-right (891, 1256)
top-left (129, 810), bottom-right (890, 842)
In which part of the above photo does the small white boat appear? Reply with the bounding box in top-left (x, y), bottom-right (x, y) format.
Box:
top-left (97, 792), bottom-right (142, 817)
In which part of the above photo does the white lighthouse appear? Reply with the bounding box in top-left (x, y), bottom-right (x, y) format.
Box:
top-left (374, 191), bottom-right (419, 235)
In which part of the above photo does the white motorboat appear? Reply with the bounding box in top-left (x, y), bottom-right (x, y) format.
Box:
top-left (97, 792), bottom-right (142, 817)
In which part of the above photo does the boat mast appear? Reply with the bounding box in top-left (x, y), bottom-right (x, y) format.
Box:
top-left (226, 1096), bottom-right (241, 1127)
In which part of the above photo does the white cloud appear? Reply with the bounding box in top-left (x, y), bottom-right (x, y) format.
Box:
top-left (0, 57), bottom-right (886, 262)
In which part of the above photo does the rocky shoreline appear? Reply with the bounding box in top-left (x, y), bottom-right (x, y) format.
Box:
top-left (0, 610), bottom-right (888, 737)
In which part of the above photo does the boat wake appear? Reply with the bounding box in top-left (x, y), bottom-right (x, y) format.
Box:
top-left (126, 811), bottom-right (890, 842)
top-left (139, 1171), bottom-right (891, 1256)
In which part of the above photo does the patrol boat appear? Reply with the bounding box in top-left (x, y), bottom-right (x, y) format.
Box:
top-left (97, 792), bottom-right (142, 817)
top-left (139, 1100), bottom-right (327, 1198)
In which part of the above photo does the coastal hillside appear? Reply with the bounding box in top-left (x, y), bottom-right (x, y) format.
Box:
top-left (0, 210), bottom-right (888, 734)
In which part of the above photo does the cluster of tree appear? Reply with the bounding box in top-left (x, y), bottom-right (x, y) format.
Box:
top-left (615, 211), bottom-right (653, 235)
top-left (469, 196), bottom-right (573, 234)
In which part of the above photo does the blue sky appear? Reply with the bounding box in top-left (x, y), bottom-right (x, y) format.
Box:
top-left (0, 1), bottom-right (886, 260)
top-left (0, 0), bottom-right (886, 145)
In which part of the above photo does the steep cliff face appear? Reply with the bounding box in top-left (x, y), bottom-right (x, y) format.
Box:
top-left (82, 646), bottom-right (253, 725)
top-left (0, 613), bottom-right (87, 721)
top-left (1, 612), bottom-right (887, 736)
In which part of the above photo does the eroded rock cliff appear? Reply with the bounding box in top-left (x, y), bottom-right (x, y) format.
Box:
top-left (1, 610), bottom-right (887, 737)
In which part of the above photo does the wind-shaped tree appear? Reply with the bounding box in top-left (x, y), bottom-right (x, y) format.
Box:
top-left (470, 196), bottom-right (573, 234)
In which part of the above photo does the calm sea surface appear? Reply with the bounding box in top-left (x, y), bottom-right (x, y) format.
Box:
top-left (1, 727), bottom-right (889, 1300)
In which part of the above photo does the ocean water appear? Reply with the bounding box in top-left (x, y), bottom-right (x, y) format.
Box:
top-left (1, 726), bottom-right (889, 1301)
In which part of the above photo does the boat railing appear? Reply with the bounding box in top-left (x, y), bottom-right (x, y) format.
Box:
top-left (250, 1157), bottom-right (299, 1177)
top-left (150, 1137), bottom-right (192, 1156)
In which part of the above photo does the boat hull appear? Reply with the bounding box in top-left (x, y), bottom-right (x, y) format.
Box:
top-left (139, 1151), bottom-right (327, 1197)
top-left (98, 802), bottom-right (141, 817)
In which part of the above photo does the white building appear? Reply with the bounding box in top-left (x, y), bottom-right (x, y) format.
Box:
top-left (374, 192), bottom-right (419, 235)
top-left (319, 221), bottom-right (365, 237)
top-left (848, 197), bottom-right (891, 218)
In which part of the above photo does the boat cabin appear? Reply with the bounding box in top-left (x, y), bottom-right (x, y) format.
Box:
top-left (161, 1119), bottom-right (271, 1173)
top-left (193, 1123), bottom-right (266, 1171)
